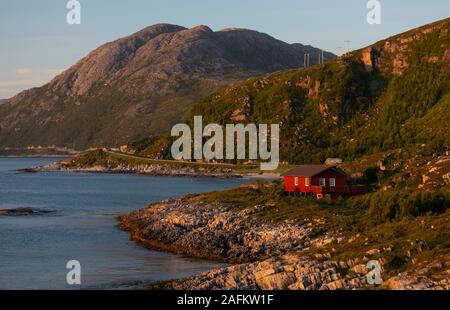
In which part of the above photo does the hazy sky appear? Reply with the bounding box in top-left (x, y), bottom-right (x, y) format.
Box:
top-left (0, 0), bottom-right (449, 98)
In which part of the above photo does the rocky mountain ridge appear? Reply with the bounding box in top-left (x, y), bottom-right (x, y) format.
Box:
top-left (0, 24), bottom-right (334, 149)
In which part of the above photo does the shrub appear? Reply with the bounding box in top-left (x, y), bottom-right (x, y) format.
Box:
top-left (347, 188), bottom-right (450, 225)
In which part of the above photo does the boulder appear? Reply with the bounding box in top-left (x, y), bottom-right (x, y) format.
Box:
top-left (325, 158), bottom-right (343, 166)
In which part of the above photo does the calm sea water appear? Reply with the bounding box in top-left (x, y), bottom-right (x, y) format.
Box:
top-left (0, 157), bottom-right (243, 290)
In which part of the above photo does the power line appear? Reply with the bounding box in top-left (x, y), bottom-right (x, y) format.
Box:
top-left (344, 40), bottom-right (351, 55)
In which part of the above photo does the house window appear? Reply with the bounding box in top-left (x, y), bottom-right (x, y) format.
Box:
top-left (294, 177), bottom-right (299, 186)
top-left (330, 178), bottom-right (336, 187)
top-left (305, 178), bottom-right (310, 186)
top-left (319, 178), bottom-right (326, 187)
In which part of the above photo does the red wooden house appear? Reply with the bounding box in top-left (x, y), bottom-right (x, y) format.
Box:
top-left (282, 165), bottom-right (366, 199)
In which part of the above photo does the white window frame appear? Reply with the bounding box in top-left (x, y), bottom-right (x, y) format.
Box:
top-left (294, 177), bottom-right (299, 186)
top-left (305, 178), bottom-right (310, 187)
top-left (319, 178), bottom-right (326, 187)
top-left (330, 178), bottom-right (336, 187)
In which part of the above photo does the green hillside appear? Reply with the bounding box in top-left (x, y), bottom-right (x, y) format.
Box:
top-left (186, 18), bottom-right (450, 164)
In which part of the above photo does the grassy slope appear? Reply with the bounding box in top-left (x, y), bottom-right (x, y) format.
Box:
top-left (183, 18), bottom-right (450, 164)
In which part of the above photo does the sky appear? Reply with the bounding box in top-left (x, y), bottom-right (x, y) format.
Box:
top-left (0, 0), bottom-right (449, 98)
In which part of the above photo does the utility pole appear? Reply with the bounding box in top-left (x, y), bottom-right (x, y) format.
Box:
top-left (304, 53), bottom-right (310, 68)
top-left (318, 49), bottom-right (324, 65)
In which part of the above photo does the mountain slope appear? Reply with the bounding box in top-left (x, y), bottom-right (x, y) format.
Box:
top-left (186, 18), bottom-right (450, 164)
top-left (0, 24), bottom-right (334, 149)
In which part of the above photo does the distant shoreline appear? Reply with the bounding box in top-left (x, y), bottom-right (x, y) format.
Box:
top-left (31, 165), bottom-right (281, 180)
top-left (30, 165), bottom-right (282, 180)
top-left (23, 151), bottom-right (283, 180)
top-left (0, 155), bottom-right (72, 158)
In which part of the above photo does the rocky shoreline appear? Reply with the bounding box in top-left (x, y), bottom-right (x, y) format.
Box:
top-left (118, 194), bottom-right (450, 290)
top-left (119, 196), bottom-right (311, 264)
top-left (33, 161), bottom-right (243, 179)
top-left (149, 253), bottom-right (450, 290)
top-left (30, 157), bottom-right (283, 180)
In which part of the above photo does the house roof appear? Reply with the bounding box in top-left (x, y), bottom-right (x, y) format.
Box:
top-left (281, 165), bottom-right (348, 177)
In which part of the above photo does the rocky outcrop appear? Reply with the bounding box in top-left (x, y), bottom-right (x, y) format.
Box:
top-left (361, 48), bottom-right (381, 72)
top-left (384, 261), bottom-right (450, 290)
top-left (360, 20), bottom-right (450, 77)
top-left (119, 197), bottom-right (311, 263)
top-left (150, 252), bottom-right (450, 290)
top-left (149, 253), bottom-right (375, 290)
top-left (231, 96), bottom-right (252, 121)
top-left (120, 195), bottom-right (376, 290)
top-left (325, 158), bottom-right (343, 166)
top-left (0, 208), bottom-right (54, 216)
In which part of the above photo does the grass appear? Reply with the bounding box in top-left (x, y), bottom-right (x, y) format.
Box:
top-left (199, 177), bottom-right (449, 276)
top-left (327, 211), bottom-right (450, 276)
top-left (202, 184), bottom-right (359, 228)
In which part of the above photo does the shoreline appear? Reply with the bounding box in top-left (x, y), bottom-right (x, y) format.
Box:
top-left (10, 157), bottom-right (448, 290)
top-left (117, 192), bottom-right (450, 290)
top-left (32, 166), bottom-right (247, 179)
top-left (117, 195), bottom-right (370, 290)
top-left (0, 155), bottom-right (72, 158)
top-left (4, 157), bottom-right (448, 290)
top-left (26, 160), bottom-right (281, 180)
top-left (14, 149), bottom-right (284, 180)
top-left (117, 195), bottom-right (309, 264)
top-left (37, 168), bottom-right (281, 180)
top-left (116, 195), bottom-right (366, 290)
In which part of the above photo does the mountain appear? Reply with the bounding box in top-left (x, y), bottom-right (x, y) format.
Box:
top-left (0, 100), bottom-right (6, 105)
top-left (183, 18), bottom-right (450, 164)
top-left (0, 24), bottom-right (335, 149)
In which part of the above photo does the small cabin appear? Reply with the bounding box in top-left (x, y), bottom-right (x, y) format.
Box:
top-left (281, 165), bottom-right (366, 199)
